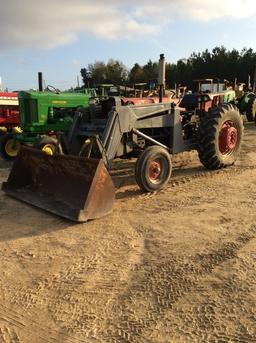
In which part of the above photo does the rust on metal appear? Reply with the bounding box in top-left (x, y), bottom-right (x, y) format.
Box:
top-left (219, 120), bottom-right (238, 155)
top-left (2, 146), bottom-right (115, 222)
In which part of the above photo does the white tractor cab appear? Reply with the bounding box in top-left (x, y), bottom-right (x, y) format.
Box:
top-left (194, 78), bottom-right (229, 94)
top-left (96, 84), bottom-right (120, 97)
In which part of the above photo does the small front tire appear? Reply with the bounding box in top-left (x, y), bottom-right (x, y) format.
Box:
top-left (135, 146), bottom-right (172, 192)
top-left (38, 136), bottom-right (62, 156)
top-left (0, 133), bottom-right (21, 160)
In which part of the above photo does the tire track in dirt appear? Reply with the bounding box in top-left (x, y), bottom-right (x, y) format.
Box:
top-left (99, 225), bottom-right (256, 342)
top-left (117, 164), bottom-right (256, 203)
top-left (0, 124), bottom-right (255, 342)
top-left (0, 231), bottom-right (143, 342)
top-left (29, 234), bottom-right (144, 340)
top-left (0, 326), bottom-right (20, 343)
top-left (0, 304), bottom-right (88, 343)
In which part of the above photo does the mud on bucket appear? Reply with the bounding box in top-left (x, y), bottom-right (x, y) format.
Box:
top-left (2, 146), bottom-right (115, 222)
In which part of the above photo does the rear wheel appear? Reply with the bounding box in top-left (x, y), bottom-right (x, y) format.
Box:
top-left (0, 133), bottom-right (21, 160)
top-left (135, 146), bottom-right (172, 192)
top-left (198, 104), bottom-right (243, 169)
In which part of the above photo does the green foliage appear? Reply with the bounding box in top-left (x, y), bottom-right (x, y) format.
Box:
top-left (81, 47), bottom-right (256, 89)
top-left (106, 59), bottom-right (128, 84)
top-left (81, 59), bottom-right (128, 86)
top-left (175, 46), bottom-right (256, 89)
top-left (142, 60), bottom-right (158, 81)
top-left (129, 63), bottom-right (144, 83)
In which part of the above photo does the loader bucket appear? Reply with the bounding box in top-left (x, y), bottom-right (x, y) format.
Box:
top-left (2, 146), bottom-right (115, 222)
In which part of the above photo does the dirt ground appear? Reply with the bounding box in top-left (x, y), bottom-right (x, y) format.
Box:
top-left (0, 122), bottom-right (255, 343)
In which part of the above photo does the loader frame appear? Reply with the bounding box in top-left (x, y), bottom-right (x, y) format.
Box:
top-left (59, 99), bottom-right (194, 165)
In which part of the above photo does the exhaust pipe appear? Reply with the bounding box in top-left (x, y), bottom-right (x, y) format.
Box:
top-left (158, 54), bottom-right (165, 103)
top-left (38, 72), bottom-right (44, 92)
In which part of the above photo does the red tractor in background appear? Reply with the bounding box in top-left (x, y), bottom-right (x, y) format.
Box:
top-left (120, 93), bottom-right (181, 106)
top-left (0, 92), bottom-right (19, 135)
top-left (96, 82), bottom-right (182, 107)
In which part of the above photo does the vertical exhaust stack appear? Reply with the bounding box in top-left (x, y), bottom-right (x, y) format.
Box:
top-left (38, 72), bottom-right (44, 92)
top-left (158, 54), bottom-right (165, 103)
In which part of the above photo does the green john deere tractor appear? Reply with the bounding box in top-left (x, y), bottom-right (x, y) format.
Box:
top-left (0, 87), bottom-right (95, 159)
top-left (235, 83), bottom-right (256, 122)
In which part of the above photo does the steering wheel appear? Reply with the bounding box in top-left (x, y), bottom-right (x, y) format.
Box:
top-left (169, 90), bottom-right (176, 98)
top-left (46, 85), bottom-right (60, 93)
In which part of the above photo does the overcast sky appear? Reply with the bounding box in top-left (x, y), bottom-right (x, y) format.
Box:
top-left (1, 0), bottom-right (256, 90)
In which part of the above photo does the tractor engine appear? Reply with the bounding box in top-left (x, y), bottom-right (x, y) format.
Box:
top-left (179, 93), bottom-right (212, 140)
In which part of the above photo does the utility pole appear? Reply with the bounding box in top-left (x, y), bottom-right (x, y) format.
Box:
top-left (248, 74), bottom-right (251, 90)
top-left (253, 65), bottom-right (256, 93)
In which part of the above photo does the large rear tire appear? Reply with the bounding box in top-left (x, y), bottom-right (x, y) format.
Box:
top-left (198, 104), bottom-right (243, 170)
top-left (135, 146), bottom-right (172, 192)
top-left (0, 133), bottom-right (21, 160)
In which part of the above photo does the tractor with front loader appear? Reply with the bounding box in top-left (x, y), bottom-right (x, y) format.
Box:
top-left (2, 55), bottom-right (244, 223)
top-left (0, 74), bottom-right (181, 160)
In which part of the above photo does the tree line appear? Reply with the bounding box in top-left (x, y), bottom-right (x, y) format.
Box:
top-left (80, 46), bottom-right (256, 90)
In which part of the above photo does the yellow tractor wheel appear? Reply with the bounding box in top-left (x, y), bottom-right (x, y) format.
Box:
top-left (0, 134), bottom-right (21, 160)
top-left (38, 136), bottom-right (62, 155)
top-left (41, 143), bottom-right (56, 156)
top-left (5, 139), bottom-right (21, 157)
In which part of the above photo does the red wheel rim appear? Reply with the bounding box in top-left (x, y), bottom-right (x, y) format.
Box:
top-left (149, 159), bottom-right (161, 182)
top-left (219, 120), bottom-right (238, 155)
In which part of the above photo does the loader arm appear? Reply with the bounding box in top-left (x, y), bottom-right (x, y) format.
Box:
top-left (97, 102), bottom-right (191, 162)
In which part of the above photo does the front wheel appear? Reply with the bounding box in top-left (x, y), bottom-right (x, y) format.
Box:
top-left (198, 104), bottom-right (243, 169)
top-left (0, 133), bottom-right (21, 160)
top-left (135, 146), bottom-right (172, 192)
top-left (38, 136), bottom-right (62, 156)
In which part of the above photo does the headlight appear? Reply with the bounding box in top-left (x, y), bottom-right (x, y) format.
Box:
top-left (197, 96), bottom-right (202, 102)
